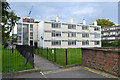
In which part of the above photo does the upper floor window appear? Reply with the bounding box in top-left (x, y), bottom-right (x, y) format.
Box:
top-left (17, 23), bottom-right (22, 32)
top-left (94, 27), bottom-right (100, 31)
top-left (82, 33), bottom-right (89, 38)
top-left (82, 40), bottom-right (89, 45)
top-left (82, 25), bottom-right (89, 30)
top-left (52, 23), bottom-right (61, 28)
top-left (68, 24), bottom-right (76, 29)
top-left (68, 40), bottom-right (76, 45)
top-left (52, 40), bottom-right (61, 46)
top-left (52, 31), bottom-right (61, 37)
top-left (30, 24), bottom-right (33, 31)
top-left (94, 34), bottom-right (100, 38)
top-left (68, 32), bottom-right (76, 37)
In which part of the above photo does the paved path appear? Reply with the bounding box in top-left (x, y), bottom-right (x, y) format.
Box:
top-left (13, 55), bottom-right (119, 79)
top-left (14, 66), bottom-right (118, 78)
top-left (34, 54), bottom-right (59, 71)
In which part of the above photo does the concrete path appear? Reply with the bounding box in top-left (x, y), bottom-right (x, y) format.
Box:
top-left (34, 54), bottom-right (59, 71)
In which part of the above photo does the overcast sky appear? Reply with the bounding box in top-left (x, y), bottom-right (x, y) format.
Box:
top-left (9, 2), bottom-right (118, 25)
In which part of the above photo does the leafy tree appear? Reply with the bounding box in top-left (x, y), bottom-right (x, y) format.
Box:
top-left (91, 19), bottom-right (115, 28)
top-left (117, 40), bottom-right (120, 47)
top-left (2, 2), bottom-right (20, 44)
top-left (111, 40), bottom-right (120, 47)
top-left (102, 40), bottom-right (120, 47)
top-left (102, 40), bottom-right (111, 47)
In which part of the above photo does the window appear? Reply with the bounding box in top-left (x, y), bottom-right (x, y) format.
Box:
top-left (17, 36), bottom-right (21, 41)
top-left (30, 32), bottom-right (33, 36)
top-left (17, 40), bottom-right (21, 43)
top-left (52, 41), bottom-right (61, 46)
top-left (82, 25), bottom-right (89, 30)
top-left (68, 40), bottom-right (76, 45)
top-left (30, 32), bottom-right (33, 39)
top-left (68, 32), bottom-right (76, 37)
top-left (94, 41), bottom-right (100, 45)
top-left (17, 32), bottom-right (21, 35)
top-left (82, 40), bottom-right (89, 45)
top-left (94, 27), bottom-right (100, 31)
top-left (52, 31), bottom-right (61, 37)
top-left (17, 24), bottom-right (22, 32)
top-left (30, 37), bottom-right (33, 39)
top-left (30, 24), bottom-right (33, 28)
top-left (94, 34), bottom-right (100, 38)
top-left (82, 33), bottom-right (89, 38)
top-left (68, 24), bottom-right (76, 29)
top-left (51, 23), bottom-right (61, 28)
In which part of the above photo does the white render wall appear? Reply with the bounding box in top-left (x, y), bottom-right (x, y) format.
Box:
top-left (40, 21), bottom-right (101, 48)
top-left (38, 21), bottom-right (45, 48)
top-left (33, 23), bottom-right (38, 41)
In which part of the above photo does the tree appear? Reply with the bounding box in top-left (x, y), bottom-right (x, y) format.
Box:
top-left (91, 19), bottom-right (115, 28)
top-left (2, 2), bottom-right (20, 44)
top-left (111, 40), bottom-right (120, 47)
top-left (102, 40), bottom-right (111, 47)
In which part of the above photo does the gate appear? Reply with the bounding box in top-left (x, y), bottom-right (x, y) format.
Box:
top-left (16, 45), bottom-right (34, 67)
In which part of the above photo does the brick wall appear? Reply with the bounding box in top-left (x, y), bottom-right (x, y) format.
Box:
top-left (82, 48), bottom-right (120, 77)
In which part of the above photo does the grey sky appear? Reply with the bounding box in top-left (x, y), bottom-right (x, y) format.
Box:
top-left (9, 2), bottom-right (118, 24)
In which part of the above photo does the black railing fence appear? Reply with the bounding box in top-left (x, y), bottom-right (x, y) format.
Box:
top-left (2, 45), bottom-right (81, 73)
top-left (34, 47), bottom-right (82, 66)
top-left (16, 45), bottom-right (34, 67)
top-left (2, 45), bottom-right (34, 73)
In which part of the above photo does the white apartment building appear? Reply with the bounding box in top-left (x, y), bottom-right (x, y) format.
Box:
top-left (101, 25), bottom-right (120, 42)
top-left (17, 17), bottom-right (101, 48)
top-left (17, 22), bottom-right (38, 46)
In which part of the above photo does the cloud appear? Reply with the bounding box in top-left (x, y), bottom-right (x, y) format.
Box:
top-left (9, 2), bottom-right (117, 24)
top-left (73, 7), bottom-right (97, 15)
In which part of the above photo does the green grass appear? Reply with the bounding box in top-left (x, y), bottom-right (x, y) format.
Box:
top-left (34, 48), bottom-right (82, 66)
top-left (2, 46), bottom-right (33, 73)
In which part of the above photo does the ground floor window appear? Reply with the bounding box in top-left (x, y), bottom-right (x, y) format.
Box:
top-left (82, 40), bottom-right (89, 45)
top-left (52, 40), bottom-right (61, 46)
top-left (68, 40), bottom-right (76, 45)
top-left (94, 41), bottom-right (100, 45)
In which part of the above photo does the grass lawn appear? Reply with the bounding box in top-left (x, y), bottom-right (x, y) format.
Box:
top-left (2, 46), bottom-right (33, 73)
top-left (34, 48), bottom-right (82, 66)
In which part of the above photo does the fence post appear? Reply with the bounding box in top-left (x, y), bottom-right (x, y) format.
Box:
top-left (66, 48), bottom-right (67, 65)
top-left (31, 46), bottom-right (34, 68)
top-left (41, 47), bottom-right (42, 56)
top-left (54, 48), bottom-right (56, 62)
top-left (12, 47), bottom-right (14, 53)
top-left (47, 47), bottom-right (48, 59)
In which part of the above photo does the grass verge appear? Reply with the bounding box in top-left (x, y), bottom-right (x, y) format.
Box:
top-left (34, 48), bottom-right (82, 66)
top-left (2, 46), bottom-right (33, 73)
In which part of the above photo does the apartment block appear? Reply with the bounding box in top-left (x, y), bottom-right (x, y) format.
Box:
top-left (17, 22), bottom-right (38, 46)
top-left (101, 25), bottom-right (120, 42)
top-left (17, 17), bottom-right (101, 48)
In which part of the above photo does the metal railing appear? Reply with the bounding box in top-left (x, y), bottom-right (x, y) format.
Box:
top-left (34, 47), bottom-right (82, 66)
